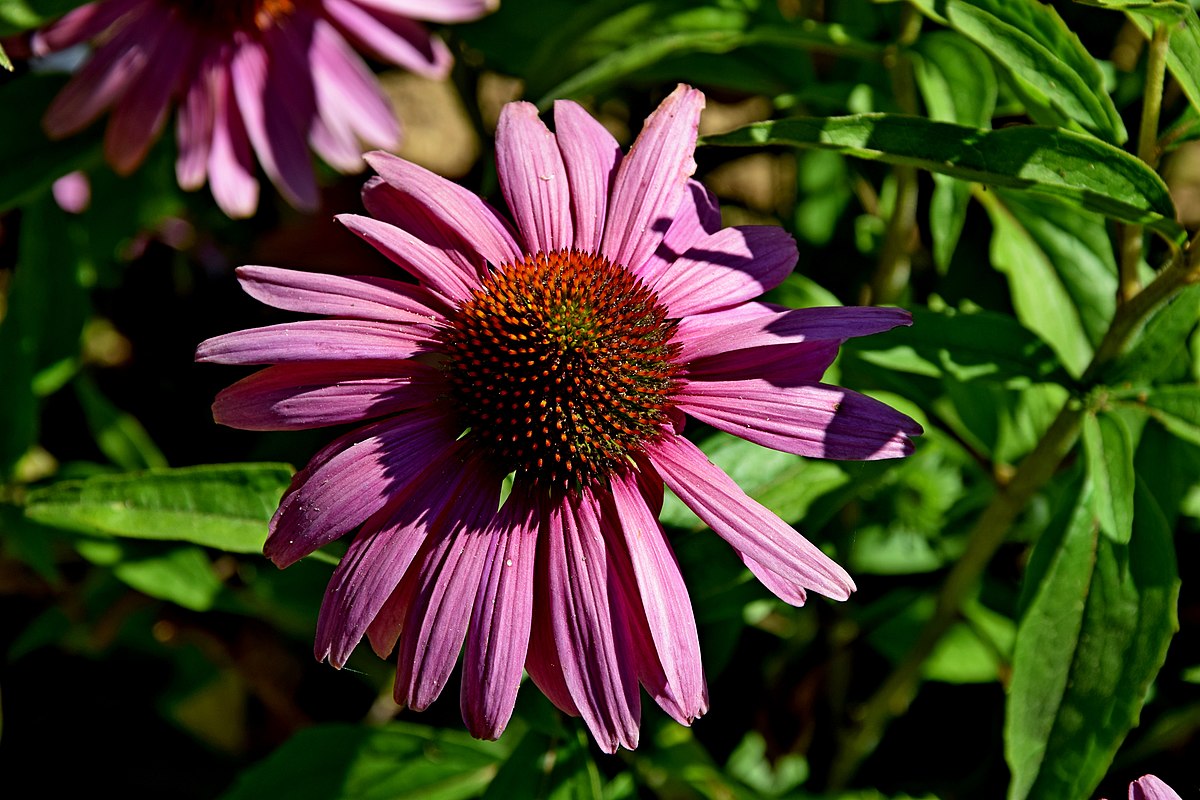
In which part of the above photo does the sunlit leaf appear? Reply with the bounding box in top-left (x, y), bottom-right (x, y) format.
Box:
top-left (76, 538), bottom-right (225, 611)
top-left (702, 115), bottom-right (1182, 243)
top-left (0, 0), bottom-right (90, 34)
top-left (1132, 384), bottom-right (1200, 446)
top-left (1082, 411), bottom-right (1135, 543)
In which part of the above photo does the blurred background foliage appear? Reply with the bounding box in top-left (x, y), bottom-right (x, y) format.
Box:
top-left (1, 0), bottom-right (1198, 798)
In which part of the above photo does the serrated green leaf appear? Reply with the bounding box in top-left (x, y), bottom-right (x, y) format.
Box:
top-left (846, 306), bottom-right (1067, 386)
top-left (25, 463), bottom-right (294, 553)
top-left (908, 0), bottom-right (1126, 143)
top-left (221, 722), bottom-right (509, 800)
top-left (702, 115), bottom-right (1182, 243)
top-left (1006, 477), bottom-right (1179, 800)
top-left (1082, 411), bottom-right (1135, 543)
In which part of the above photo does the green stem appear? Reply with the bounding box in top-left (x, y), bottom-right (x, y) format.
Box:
top-left (1117, 21), bottom-right (1171, 304)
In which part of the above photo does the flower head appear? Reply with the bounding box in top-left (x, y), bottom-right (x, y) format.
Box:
top-left (33, 0), bottom-right (496, 217)
top-left (1128, 776), bottom-right (1183, 800)
top-left (197, 85), bottom-right (922, 751)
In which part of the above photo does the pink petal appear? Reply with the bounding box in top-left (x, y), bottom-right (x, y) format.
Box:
top-left (525, 553), bottom-right (580, 717)
top-left (41, 2), bottom-right (161, 139)
top-left (347, 0), bottom-right (498, 23)
top-left (461, 493), bottom-right (538, 739)
top-left (207, 51), bottom-right (260, 218)
top-left (1130, 776), bottom-right (1182, 800)
top-left (51, 171), bottom-right (90, 214)
top-left (653, 226), bottom-right (796, 317)
top-left (677, 304), bottom-right (914, 362)
top-left (175, 55), bottom-right (215, 191)
top-left (235, 265), bottom-right (444, 324)
top-left (643, 432), bottom-right (856, 603)
top-left (687, 341), bottom-right (841, 384)
top-left (314, 444), bottom-right (474, 667)
top-left (365, 152), bottom-right (524, 270)
top-left (212, 360), bottom-right (442, 430)
top-left (324, 0), bottom-right (452, 78)
top-left (496, 102), bottom-right (573, 253)
top-left (194, 319), bottom-right (436, 365)
top-left (394, 471), bottom-right (502, 711)
top-left (600, 85), bottom-right (704, 272)
top-left (677, 378), bottom-right (921, 460)
top-left (337, 213), bottom-right (477, 304)
top-left (607, 470), bottom-right (708, 724)
top-left (230, 34), bottom-right (318, 211)
top-left (263, 408), bottom-right (458, 567)
top-left (32, 0), bottom-right (141, 55)
top-left (104, 10), bottom-right (193, 174)
top-left (545, 491), bottom-right (640, 753)
top-left (553, 99), bottom-right (622, 253)
top-left (637, 179), bottom-right (722, 281)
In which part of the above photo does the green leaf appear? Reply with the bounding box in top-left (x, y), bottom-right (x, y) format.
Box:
top-left (74, 374), bottom-right (168, 471)
top-left (907, 0), bottom-right (1126, 143)
top-left (1081, 411), bottom-right (1135, 543)
top-left (845, 305), bottom-right (1068, 386)
top-left (1133, 384), bottom-right (1200, 446)
top-left (702, 115), bottom-right (1183, 244)
top-left (76, 539), bottom-right (224, 611)
top-left (0, 0), bottom-right (90, 34)
top-left (221, 722), bottom-right (509, 800)
top-left (911, 32), bottom-right (997, 271)
top-left (1006, 477), bottom-right (1179, 800)
top-left (1102, 283), bottom-right (1200, 384)
top-left (1108, 2), bottom-right (1200, 115)
top-left (25, 463), bottom-right (294, 553)
top-left (0, 41), bottom-right (11, 71)
top-left (482, 729), bottom-right (602, 800)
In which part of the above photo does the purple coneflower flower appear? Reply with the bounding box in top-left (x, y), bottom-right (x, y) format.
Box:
top-left (197, 85), bottom-right (921, 751)
top-left (33, 0), bottom-right (495, 217)
top-left (1125, 776), bottom-right (1182, 800)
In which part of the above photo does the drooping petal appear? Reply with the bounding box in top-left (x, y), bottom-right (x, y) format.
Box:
top-left (337, 213), bottom-right (477, 304)
top-left (263, 408), bottom-right (458, 567)
top-left (525, 550), bottom-right (580, 717)
top-left (394, 469), bottom-right (502, 711)
top-left (652, 226), bottom-right (797, 317)
top-left (314, 442), bottom-right (474, 667)
top-left (195, 319), bottom-right (435, 365)
top-left (607, 470), bottom-right (707, 724)
top-left (309, 17), bottom-right (400, 160)
top-left (235, 265), bottom-right (444, 324)
top-left (677, 304), bottom-right (914, 362)
top-left (207, 51), bottom-right (260, 218)
top-left (496, 102), bottom-right (573, 253)
top-left (644, 432), bottom-right (856, 604)
top-left (600, 84), bottom-right (704, 272)
top-left (32, 0), bottom-right (141, 55)
top-left (545, 491), bottom-right (640, 753)
top-left (686, 341), bottom-right (841, 385)
top-left (212, 360), bottom-right (442, 430)
top-left (1129, 776), bottom-right (1183, 800)
top-left (461, 493), bottom-right (538, 740)
top-left (41, 2), bottom-right (161, 138)
top-left (347, 0), bottom-right (498, 23)
top-left (176, 52), bottom-right (216, 191)
top-left (365, 152), bottom-right (524, 269)
top-left (324, 0), bottom-right (452, 78)
top-left (638, 179), bottom-right (722, 281)
top-left (104, 10), bottom-right (194, 174)
top-left (677, 378), bottom-right (921, 460)
top-left (553, 100), bottom-right (621, 253)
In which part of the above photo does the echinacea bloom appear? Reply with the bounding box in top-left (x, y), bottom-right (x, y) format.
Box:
top-left (1122, 776), bottom-right (1183, 800)
top-left (197, 85), bottom-right (921, 751)
top-left (33, 0), bottom-right (496, 217)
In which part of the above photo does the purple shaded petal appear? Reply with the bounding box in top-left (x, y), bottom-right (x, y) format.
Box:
top-left (207, 51), bottom-right (260, 218)
top-left (314, 442), bottom-right (471, 667)
top-left (348, 0), bottom-right (498, 22)
top-left (235, 265), bottom-right (444, 324)
top-left (461, 493), bottom-right (538, 739)
top-left (365, 152), bottom-right (524, 271)
top-left (644, 433), bottom-right (856, 603)
top-left (395, 470), bottom-right (503, 711)
top-left (104, 10), bottom-right (193, 174)
top-left (607, 470), bottom-right (707, 724)
top-left (638, 179), bottom-right (722, 281)
top-left (230, 32), bottom-right (318, 211)
top-left (687, 341), bottom-right (841, 385)
top-left (678, 378), bottom-right (921, 460)
top-left (654, 226), bottom-right (796, 317)
top-left (1130, 776), bottom-right (1183, 800)
top-left (601, 85), bottom-right (703, 272)
top-left (32, 0), bottom-right (140, 55)
top-left (325, 0), bottom-right (452, 78)
top-left (545, 491), bottom-right (640, 753)
top-left (212, 360), bottom-right (442, 430)
top-left (264, 408), bottom-right (458, 567)
top-left (554, 100), bottom-right (621, 253)
top-left (195, 319), bottom-right (435, 365)
top-left (41, 2), bottom-right (160, 138)
top-left (496, 102), bottom-right (573, 253)
top-left (337, 213), bottom-right (476, 304)
top-left (525, 551), bottom-right (580, 717)
top-left (677, 304), bottom-right (914, 362)
top-left (176, 54), bottom-right (215, 191)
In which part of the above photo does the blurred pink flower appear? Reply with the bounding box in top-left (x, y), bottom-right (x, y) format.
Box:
top-left (34, 0), bottom-right (496, 217)
top-left (197, 85), bottom-right (921, 750)
top-left (51, 170), bottom-right (91, 213)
